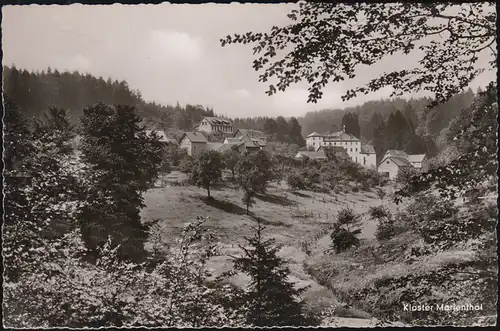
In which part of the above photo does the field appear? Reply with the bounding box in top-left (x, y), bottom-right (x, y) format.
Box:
top-left (140, 171), bottom-right (401, 325)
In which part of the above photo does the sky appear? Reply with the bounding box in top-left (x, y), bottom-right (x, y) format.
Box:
top-left (2, 3), bottom-right (496, 118)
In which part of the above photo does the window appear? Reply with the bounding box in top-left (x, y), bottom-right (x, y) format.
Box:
top-left (355, 148), bottom-right (358, 152)
top-left (387, 161), bottom-right (390, 164)
top-left (364, 157), bottom-right (366, 165)
top-left (355, 156), bottom-right (357, 162)
top-left (329, 142), bottom-right (332, 146)
top-left (334, 142), bottom-right (336, 145)
top-left (350, 148), bottom-right (352, 152)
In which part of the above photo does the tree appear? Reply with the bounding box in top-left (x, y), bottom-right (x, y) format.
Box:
top-left (32, 107), bottom-right (76, 155)
top-left (231, 220), bottom-right (318, 326)
top-left (330, 207), bottom-right (362, 253)
top-left (275, 116), bottom-right (291, 143)
top-left (263, 118), bottom-right (279, 138)
top-left (341, 112), bottom-right (360, 138)
top-left (191, 150), bottom-right (224, 198)
top-left (235, 151), bottom-right (272, 214)
top-left (369, 206), bottom-right (396, 241)
top-left (287, 117), bottom-right (306, 146)
top-left (222, 147), bottom-right (241, 180)
top-left (221, 3), bottom-right (495, 107)
top-left (396, 84), bottom-right (497, 201)
top-left (364, 111), bottom-right (384, 141)
top-left (79, 102), bottom-right (164, 262)
top-left (372, 120), bottom-right (387, 163)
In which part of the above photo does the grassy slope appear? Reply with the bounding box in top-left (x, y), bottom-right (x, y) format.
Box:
top-left (140, 171), bottom-right (397, 324)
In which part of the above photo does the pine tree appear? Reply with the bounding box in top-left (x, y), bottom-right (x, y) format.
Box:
top-left (232, 220), bottom-right (318, 326)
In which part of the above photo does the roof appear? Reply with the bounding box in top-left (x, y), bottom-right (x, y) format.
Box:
top-left (204, 117), bottom-right (233, 126)
top-left (309, 129), bottom-right (360, 141)
top-left (146, 130), bottom-right (169, 142)
top-left (181, 131), bottom-right (208, 143)
top-left (408, 154), bottom-right (426, 163)
top-left (235, 129), bottom-right (266, 139)
top-left (217, 142), bottom-right (245, 153)
top-left (385, 150), bottom-right (409, 159)
top-left (295, 150), bottom-right (327, 159)
top-left (387, 157), bottom-right (412, 167)
top-left (206, 142), bottom-right (223, 151)
top-left (225, 137), bottom-right (243, 143)
top-left (360, 144), bottom-right (376, 154)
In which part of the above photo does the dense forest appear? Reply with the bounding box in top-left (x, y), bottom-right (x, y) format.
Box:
top-left (2, 66), bottom-right (216, 135)
top-left (4, 65), bottom-right (477, 158)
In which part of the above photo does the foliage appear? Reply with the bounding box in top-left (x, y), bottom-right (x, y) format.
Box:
top-left (395, 84), bottom-right (497, 201)
top-left (330, 207), bottom-right (362, 253)
top-left (341, 112), bottom-right (360, 138)
top-left (79, 103), bottom-right (164, 262)
top-left (231, 220), bottom-right (319, 326)
top-left (395, 166), bottom-right (421, 186)
top-left (191, 150), bottom-right (224, 197)
top-left (3, 100), bottom-right (85, 282)
top-left (370, 206), bottom-right (396, 241)
top-left (221, 2), bottom-right (495, 107)
top-left (222, 147), bottom-right (242, 180)
top-left (4, 218), bottom-right (246, 328)
top-left (2, 66), bottom-right (217, 130)
top-left (286, 170), bottom-right (306, 192)
top-left (235, 151), bottom-right (273, 214)
top-left (179, 154), bottom-right (194, 173)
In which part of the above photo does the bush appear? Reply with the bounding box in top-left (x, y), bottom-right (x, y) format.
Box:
top-left (369, 206), bottom-right (396, 241)
top-left (287, 171), bottom-right (306, 192)
top-left (330, 226), bottom-right (361, 254)
top-left (330, 207), bottom-right (362, 253)
top-left (395, 166), bottom-right (420, 186)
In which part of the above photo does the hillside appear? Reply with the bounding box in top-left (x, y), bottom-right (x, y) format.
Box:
top-left (2, 66), bottom-right (216, 134)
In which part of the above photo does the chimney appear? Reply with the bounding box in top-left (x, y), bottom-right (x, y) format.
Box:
top-left (343, 125), bottom-right (346, 133)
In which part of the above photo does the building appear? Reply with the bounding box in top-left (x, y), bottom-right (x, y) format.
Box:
top-left (217, 141), bottom-right (247, 154)
top-left (377, 150), bottom-right (427, 180)
top-left (306, 126), bottom-right (375, 167)
top-left (408, 154), bottom-right (428, 172)
top-left (316, 145), bottom-right (350, 159)
top-left (360, 144), bottom-right (377, 169)
top-left (233, 129), bottom-right (267, 148)
top-left (224, 135), bottom-right (261, 152)
top-left (146, 130), bottom-right (178, 146)
top-left (295, 150), bottom-right (328, 161)
top-left (178, 131), bottom-right (208, 156)
top-left (198, 117), bottom-right (234, 134)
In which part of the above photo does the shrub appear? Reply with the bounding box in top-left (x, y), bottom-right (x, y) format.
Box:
top-left (287, 171), bottom-right (306, 192)
top-left (330, 207), bottom-right (362, 253)
top-left (369, 206), bottom-right (396, 241)
top-left (330, 226), bottom-right (361, 254)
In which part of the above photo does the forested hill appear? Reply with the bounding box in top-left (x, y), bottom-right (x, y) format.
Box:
top-left (2, 66), bottom-right (217, 134)
top-left (298, 90), bottom-right (476, 143)
top-left (3, 65), bottom-right (477, 153)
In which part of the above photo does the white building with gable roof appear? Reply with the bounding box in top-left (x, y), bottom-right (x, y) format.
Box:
top-left (305, 126), bottom-right (376, 168)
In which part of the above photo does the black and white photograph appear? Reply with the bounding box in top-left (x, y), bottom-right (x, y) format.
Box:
top-left (2, 1), bottom-right (498, 327)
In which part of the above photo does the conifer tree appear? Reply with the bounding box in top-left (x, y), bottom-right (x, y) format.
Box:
top-left (232, 220), bottom-right (318, 326)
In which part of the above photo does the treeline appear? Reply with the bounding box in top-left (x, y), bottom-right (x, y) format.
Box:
top-left (2, 66), bottom-right (216, 134)
top-left (297, 90), bottom-right (476, 148)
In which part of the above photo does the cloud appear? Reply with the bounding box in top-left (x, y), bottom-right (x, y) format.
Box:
top-left (147, 30), bottom-right (203, 62)
top-left (64, 54), bottom-right (92, 71)
top-left (233, 88), bottom-right (250, 99)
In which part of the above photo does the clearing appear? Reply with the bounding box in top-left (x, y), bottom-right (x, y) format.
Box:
top-left (141, 171), bottom-right (399, 325)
